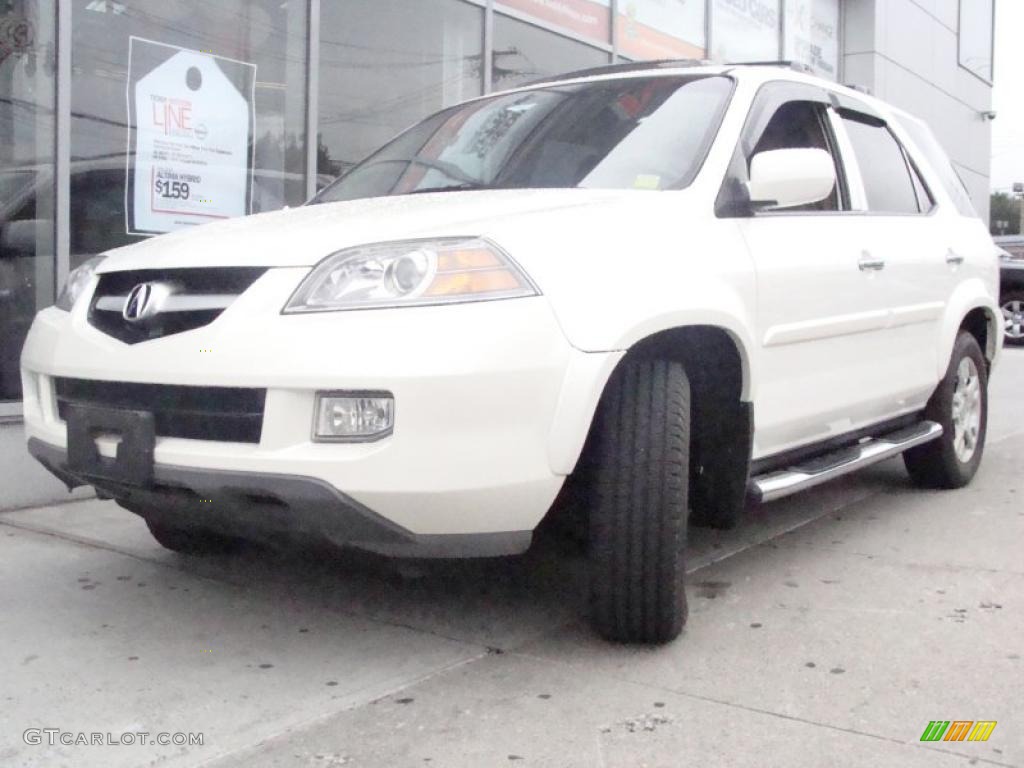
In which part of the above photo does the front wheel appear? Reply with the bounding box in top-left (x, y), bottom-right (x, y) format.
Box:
top-left (1002, 291), bottom-right (1024, 346)
top-left (903, 331), bottom-right (988, 489)
top-left (588, 357), bottom-right (690, 644)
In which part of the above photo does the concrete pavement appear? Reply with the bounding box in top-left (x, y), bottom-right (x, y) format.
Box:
top-left (2, 350), bottom-right (1022, 768)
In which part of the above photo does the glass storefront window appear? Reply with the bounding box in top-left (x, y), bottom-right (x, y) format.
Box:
top-left (783, 0), bottom-right (839, 80)
top-left (317, 0), bottom-right (483, 180)
top-left (70, 0), bottom-right (308, 268)
top-left (497, 0), bottom-right (611, 45)
top-left (959, 0), bottom-right (994, 82)
top-left (616, 0), bottom-right (706, 61)
top-left (1, 0), bottom-right (56, 402)
top-left (710, 0), bottom-right (781, 62)
top-left (493, 13), bottom-right (609, 90)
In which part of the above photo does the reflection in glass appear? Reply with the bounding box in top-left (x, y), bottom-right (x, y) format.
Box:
top-left (1, 0), bottom-right (55, 401)
top-left (783, 0), bottom-right (839, 80)
top-left (710, 0), bottom-right (781, 62)
top-left (318, 0), bottom-right (484, 180)
top-left (616, 0), bottom-right (705, 61)
top-left (493, 14), bottom-right (609, 90)
top-left (497, 0), bottom-right (611, 45)
top-left (70, 0), bottom-right (308, 267)
top-left (315, 75), bottom-right (734, 202)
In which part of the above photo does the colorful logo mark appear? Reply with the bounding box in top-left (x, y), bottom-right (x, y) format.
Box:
top-left (920, 721), bottom-right (997, 742)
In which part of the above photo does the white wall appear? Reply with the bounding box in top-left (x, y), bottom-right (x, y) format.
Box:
top-left (842, 0), bottom-right (993, 221)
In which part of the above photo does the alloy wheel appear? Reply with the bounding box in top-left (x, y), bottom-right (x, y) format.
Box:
top-left (951, 357), bottom-right (982, 463)
top-left (1003, 299), bottom-right (1024, 340)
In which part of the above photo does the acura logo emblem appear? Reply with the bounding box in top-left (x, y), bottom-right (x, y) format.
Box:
top-left (123, 282), bottom-right (173, 323)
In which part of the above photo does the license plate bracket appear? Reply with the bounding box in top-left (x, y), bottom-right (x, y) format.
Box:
top-left (66, 404), bottom-right (156, 487)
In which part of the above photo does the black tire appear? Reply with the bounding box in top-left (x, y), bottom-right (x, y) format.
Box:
top-left (903, 332), bottom-right (988, 489)
top-left (589, 356), bottom-right (690, 644)
top-left (144, 518), bottom-right (242, 555)
top-left (1001, 290), bottom-right (1024, 347)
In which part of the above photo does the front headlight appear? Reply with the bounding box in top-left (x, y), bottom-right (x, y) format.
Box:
top-left (55, 255), bottom-right (106, 312)
top-left (283, 237), bottom-right (538, 313)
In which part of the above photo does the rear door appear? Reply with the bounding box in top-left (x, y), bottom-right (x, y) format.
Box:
top-left (830, 107), bottom-right (946, 417)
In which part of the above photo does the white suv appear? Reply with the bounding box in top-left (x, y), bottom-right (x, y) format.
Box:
top-left (21, 62), bottom-right (1002, 644)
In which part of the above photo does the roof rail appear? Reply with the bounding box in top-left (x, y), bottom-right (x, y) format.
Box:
top-left (523, 58), bottom-right (714, 87)
top-left (726, 59), bottom-right (815, 74)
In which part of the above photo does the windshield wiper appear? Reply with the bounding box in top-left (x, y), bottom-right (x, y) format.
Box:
top-left (358, 156), bottom-right (482, 186)
top-left (402, 183), bottom-right (490, 195)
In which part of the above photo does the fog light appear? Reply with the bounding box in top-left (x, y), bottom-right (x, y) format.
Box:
top-left (314, 392), bottom-right (394, 441)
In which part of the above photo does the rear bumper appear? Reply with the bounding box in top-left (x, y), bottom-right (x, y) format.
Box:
top-left (29, 439), bottom-right (532, 558)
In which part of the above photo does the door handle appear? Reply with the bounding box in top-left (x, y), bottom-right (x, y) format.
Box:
top-left (858, 252), bottom-right (885, 271)
top-left (945, 250), bottom-right (965, 266)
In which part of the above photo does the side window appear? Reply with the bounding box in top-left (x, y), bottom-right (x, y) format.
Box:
top-left (840, 115), bottom-right (921, 214)
top-left (748, 101), bottom-right (841, 212)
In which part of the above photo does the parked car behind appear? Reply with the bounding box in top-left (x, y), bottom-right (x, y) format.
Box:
top-left (995, 235), bottom-right (1024, 346)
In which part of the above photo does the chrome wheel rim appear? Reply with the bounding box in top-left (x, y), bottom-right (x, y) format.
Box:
top-left (951, 357), bottom-right (982, 463)
top-left (1003, 300), bottom-right (1024, 340)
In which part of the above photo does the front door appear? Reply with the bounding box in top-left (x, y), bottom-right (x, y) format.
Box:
top-left (722, 83), bottom-right (917, 459)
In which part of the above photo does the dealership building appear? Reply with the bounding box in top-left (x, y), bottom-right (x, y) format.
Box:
top-left (0, 0), bottom-right (997, 508)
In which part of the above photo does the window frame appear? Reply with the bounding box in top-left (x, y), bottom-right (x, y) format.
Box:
top-left (715, 80), bottom-right (852, 218)
top-left (957, 0), bottom-right (995, 85)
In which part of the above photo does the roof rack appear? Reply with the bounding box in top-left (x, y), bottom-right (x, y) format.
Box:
top-left (725, 59), bottom-right (815, 74)
top-left (523, 59), bottom-right (714, 87)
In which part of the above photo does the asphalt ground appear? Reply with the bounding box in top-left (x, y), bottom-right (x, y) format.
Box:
top-left (2, 349), bottom-right (1022, 768)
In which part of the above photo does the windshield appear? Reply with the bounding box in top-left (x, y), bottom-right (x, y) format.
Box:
top-left (313, 74), bottom-right (733, 203)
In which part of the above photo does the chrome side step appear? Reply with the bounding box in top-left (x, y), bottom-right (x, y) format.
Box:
top-left (749, 421), bottom-right (943, 504)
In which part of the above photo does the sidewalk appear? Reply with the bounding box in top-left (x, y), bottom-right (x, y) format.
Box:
top-left (2, 350), bottom-right (1022, 768)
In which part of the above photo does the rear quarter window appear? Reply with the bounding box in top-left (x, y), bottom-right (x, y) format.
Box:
top-left (894, 115), bottom-right (978, 218)
top-left (840, 115), bottom-right (921, 214)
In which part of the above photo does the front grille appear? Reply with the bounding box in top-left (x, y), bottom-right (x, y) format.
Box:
top-left (88, 267), bottom-right (267, 344)
top-left (54, 378), bottom-right (266, 443)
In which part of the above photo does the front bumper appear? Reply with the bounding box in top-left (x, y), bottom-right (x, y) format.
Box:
top-left (21, 270), bottom-right (622, 556)
top-left (28, 439), bottom-right (531, 557)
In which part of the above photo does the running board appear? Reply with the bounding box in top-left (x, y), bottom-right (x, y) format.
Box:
top-left (749, 421), bottom-right (943, 504)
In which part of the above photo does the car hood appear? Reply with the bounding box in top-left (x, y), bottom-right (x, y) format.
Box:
top-left (97, 189), bottom-right (641, 273)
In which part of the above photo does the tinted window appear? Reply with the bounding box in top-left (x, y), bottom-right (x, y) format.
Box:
top-left (315, 75), bottom-right (734, 202)
top-left (1, 0), bottom-right (56, 403)
top-left (749, 100), bottom-right (840, 211)
top-left (841, 116), bottom-right (919, 214)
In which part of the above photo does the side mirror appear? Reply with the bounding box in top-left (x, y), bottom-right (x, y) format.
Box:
top-left (747, 148), bottom-right (836, 210)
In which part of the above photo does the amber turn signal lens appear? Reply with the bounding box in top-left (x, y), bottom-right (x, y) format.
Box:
top-left (426, 268), bottom-right (524, 296)
top-left (436, 248), bottom-right (502, 271)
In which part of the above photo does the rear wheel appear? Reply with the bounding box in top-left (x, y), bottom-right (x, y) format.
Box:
top-left (144, 518), bottom-right (242, 555)
top-left (589, 356), bottom-right (690, 644)
top-left (1002, 291), bottom-right (1024, 346)
top-left (903, 332), bottom-right (988, 489)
